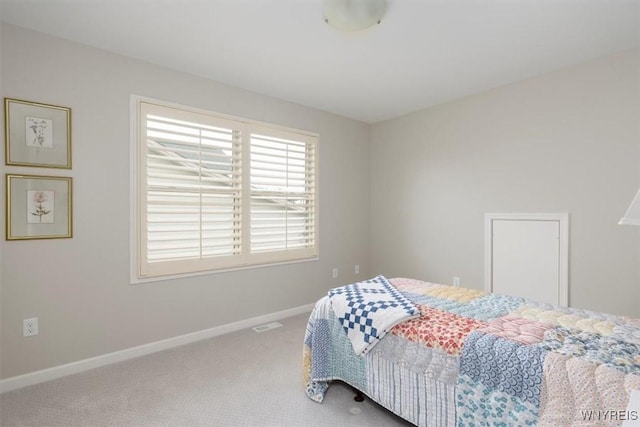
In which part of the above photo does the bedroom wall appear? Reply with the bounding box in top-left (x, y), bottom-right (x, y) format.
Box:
top-left (0, 24), bottom-right (371, 379)
top-left (371, 48), bottom-right (640, 318)
top-left (0, 12), bottom-right (4, 382)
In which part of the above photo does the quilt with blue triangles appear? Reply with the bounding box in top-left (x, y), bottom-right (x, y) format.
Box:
top-left (327, 275), bottom-right (419, 355)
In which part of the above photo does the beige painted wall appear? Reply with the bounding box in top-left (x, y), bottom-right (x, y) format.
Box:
top-left (1, 24), bottom-right (371, 379)
top-left (2, 23), bottom-right (639, 381)
top-left (0, 10), bottom-right (4, 382)
top-left (371, 48), bottom-right (640, 318)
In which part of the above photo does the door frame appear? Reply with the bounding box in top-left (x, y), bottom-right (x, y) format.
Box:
top-left (484, 213), bottom-right (569, 306)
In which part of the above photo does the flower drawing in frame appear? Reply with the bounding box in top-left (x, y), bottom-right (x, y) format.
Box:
top-left (27, 190), bottom-right (55, 224)
top-left (5, 98), bottom-right (71, 168)
top-left (25, 116), bottom-right (54, 148)
top-left (6, 174), bottom-right (72, 240)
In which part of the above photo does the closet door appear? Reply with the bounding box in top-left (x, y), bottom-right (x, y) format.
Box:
top-left (485, 214), bottom-right (569, 306)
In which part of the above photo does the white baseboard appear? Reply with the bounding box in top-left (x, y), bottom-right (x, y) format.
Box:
top-left (0, 303), bottom-right (314, 394)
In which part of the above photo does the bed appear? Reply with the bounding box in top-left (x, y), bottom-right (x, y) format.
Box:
top-left (303, 276), bottom-right (640, 426)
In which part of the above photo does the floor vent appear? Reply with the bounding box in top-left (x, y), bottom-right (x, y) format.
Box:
top-left (252, 321), bottom-right (283, 333)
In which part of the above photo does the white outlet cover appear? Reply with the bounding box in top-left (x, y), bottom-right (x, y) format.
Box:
top-left (23, 317), bottom-right (38, 337)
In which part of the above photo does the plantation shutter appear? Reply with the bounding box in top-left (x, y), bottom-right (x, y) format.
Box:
top-left (139, 102), bottom-right (243, 276)
top-left (136, 99), bottom-right (318, 279)
top-left (249, 129), bottom-right (317, 263)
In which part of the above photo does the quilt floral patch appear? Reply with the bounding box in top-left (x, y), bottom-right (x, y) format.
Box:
top-left (391, 305), bottom-right (485, 355)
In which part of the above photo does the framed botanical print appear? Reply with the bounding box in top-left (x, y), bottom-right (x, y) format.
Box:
top-left (5, 98), bottom-right (72, 168)
top-left (6, 174), bottom-right (73, 240)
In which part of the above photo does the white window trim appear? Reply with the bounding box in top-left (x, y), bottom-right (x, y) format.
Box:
top-left (129, 95), bottom-right (319, 284)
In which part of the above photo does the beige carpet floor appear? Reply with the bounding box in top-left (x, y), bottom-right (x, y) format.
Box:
top-left (0, 313), bottom-right (413, 426)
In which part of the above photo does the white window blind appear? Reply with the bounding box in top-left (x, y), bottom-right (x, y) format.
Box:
top-left (250, 130), bottom-right (316, 260)
top-left (136, 100), bottom-right (318, 278)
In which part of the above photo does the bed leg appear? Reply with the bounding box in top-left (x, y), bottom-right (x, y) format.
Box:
top-left (351, 386), bottom-right (365, 402)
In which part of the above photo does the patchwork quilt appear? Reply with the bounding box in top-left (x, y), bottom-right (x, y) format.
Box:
top-left (303, 278), bottom-right (640, 427)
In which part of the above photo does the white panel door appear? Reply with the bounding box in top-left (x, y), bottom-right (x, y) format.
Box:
top-left (492, 219), bottom-right (560, 305)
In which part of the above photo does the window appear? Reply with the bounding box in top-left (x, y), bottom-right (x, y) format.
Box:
top-left (134, 99), bottom-right (318, 279)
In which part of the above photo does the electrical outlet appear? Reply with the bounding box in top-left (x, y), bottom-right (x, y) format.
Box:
top-left (332, 267), bottom-right (338, 279)
top-left (23, 318), bottom-right (38, 337)
top-left (453, 277), bottom-right (461, 287)
top-left (355, 264), bottom-right (360, 274)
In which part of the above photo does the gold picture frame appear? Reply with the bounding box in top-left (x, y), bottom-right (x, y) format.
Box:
top-left (6, 174), bottom-right (73, 240)
top-left (5, 98), bottom-right (72, 169)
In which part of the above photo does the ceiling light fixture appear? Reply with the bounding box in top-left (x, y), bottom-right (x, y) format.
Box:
top-left (323, 0), bottom-right (387, 32)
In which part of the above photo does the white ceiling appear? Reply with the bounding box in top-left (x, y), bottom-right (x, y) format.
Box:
top-left (2, 0), bottom-right (639, 123)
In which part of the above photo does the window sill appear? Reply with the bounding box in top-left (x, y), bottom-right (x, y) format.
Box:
top-left (130, 256), bottom-right (320, 285)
